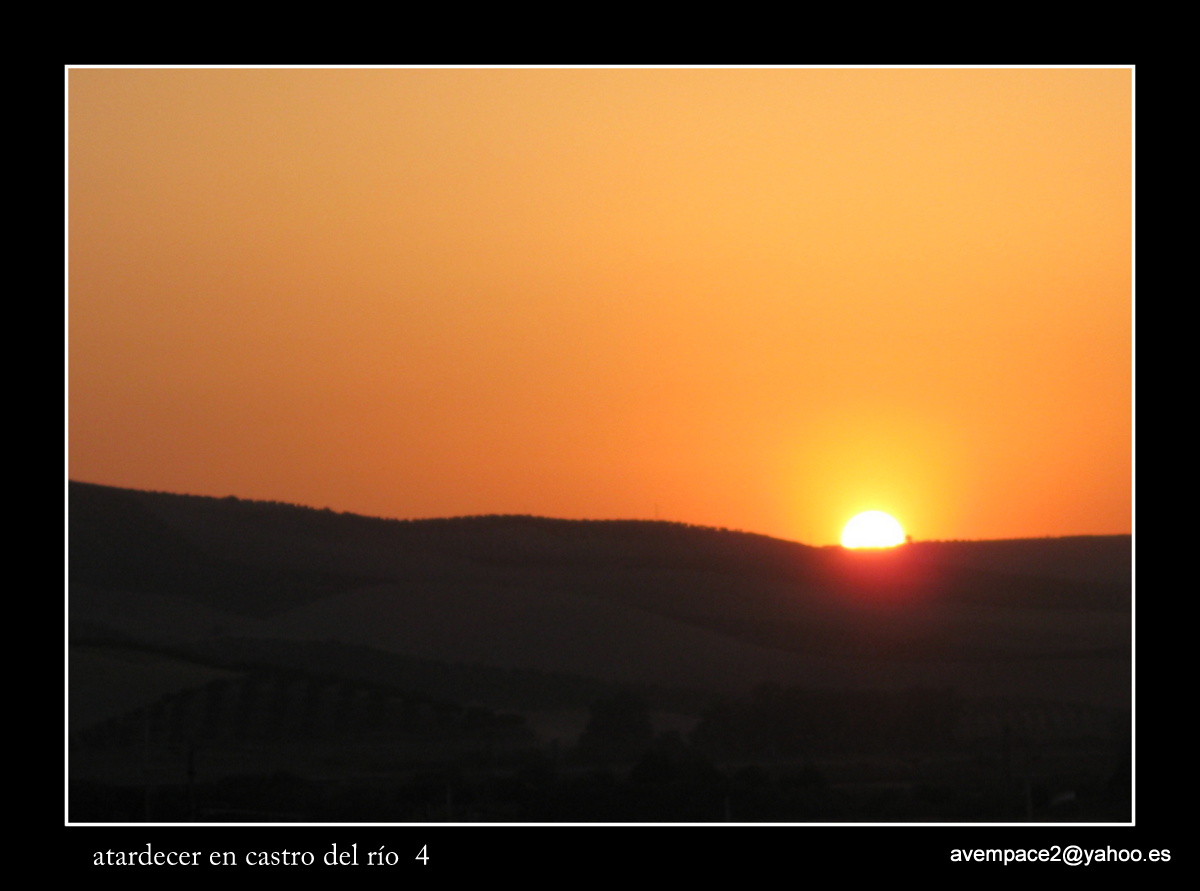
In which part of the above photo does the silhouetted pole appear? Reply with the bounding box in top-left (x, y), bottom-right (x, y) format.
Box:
top-left (143, 712), bottom-right (152, 822)
top-left (187, 744), bottom-right (197, 822)
top-left (1002, 723), bottom-right (1012, 782)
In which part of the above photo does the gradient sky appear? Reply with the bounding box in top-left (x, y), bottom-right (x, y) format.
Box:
top-left (68, 67), bottom-right (1132, 545)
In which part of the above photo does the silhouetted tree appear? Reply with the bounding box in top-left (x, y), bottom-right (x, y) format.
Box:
top-left (576, 689), bottom-right (653, 764)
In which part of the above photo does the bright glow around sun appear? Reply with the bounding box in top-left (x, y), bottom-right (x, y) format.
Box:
top-left (841, 511), bottom-right (907, 548)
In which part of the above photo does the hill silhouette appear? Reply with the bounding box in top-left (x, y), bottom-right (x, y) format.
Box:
top-left (67, 480), bottom-right (1131, 822)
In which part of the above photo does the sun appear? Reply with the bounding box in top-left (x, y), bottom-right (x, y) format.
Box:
top-left (841, 511), bottom-right (907, 548)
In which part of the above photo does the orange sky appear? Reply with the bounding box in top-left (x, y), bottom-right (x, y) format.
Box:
top-left (67, 67), bottom-right (1132, 545)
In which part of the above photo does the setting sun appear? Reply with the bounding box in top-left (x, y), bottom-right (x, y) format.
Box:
top-left (841, 511), bottom-right (907, 549)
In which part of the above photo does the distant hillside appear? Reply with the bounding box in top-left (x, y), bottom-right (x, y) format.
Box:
top-left (904, 536), bottom-right (1131, 592)
top-left (68, 481), bottom-right (1131, 712)
top-left (69, 481), bottom-right (1128, 613)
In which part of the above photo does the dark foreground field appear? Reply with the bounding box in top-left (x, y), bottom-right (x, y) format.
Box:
top-left (68, 481), bottom-right (1131, 822)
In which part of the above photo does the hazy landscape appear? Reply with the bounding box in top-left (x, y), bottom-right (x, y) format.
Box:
top-left (68, 480), bottom-right (1131, 823)
top-left (65, 66), bottom-right (1134, 876)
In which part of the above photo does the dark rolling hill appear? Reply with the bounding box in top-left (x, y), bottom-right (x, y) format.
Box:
top-left (69, 480), bottom-right (1130, 706)
top-left (67, 481), bottom-right (1132, 821)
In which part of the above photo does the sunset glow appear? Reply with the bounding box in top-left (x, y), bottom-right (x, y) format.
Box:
top-left (68, 67), bottom-right (1132, 545)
